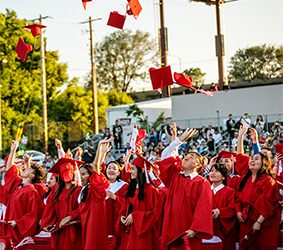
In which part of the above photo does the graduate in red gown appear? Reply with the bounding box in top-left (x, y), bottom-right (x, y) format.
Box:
top-left (117, 153), bottom-right (163, 250)
top-left (0, 140), bottom-right (45, 250)
top-left (78, 138), bottom-right (111, 250)
top-left (105, 160), bottom-right (128, 249)
top-left (156, 128), bottom-right (213, 250)
top-left (236, 125), bottom-right (281, 250)
top-left (41, 157), bottom-right (84, 250)
top-left (218, 151), bottom-right (241, 190)
top-left (209, 163), bottom-right (236, 250)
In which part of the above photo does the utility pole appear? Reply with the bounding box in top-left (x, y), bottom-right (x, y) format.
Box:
top-left (89, 17), bottom-right (99, 134)
top-left (190, 0), bottom-right (230, 90)
top-left (159, 0), bottom-right (171, 97)
top-left (215, 0), bottom-right (227, 90)
top-left (40, 15), bottom-right (48, 154)
top-left (80, 17), bottom-right (101, 134)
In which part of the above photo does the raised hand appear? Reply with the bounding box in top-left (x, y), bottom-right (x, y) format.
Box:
top-left (23, 154), bottom-right (32, 169)
top-left (179, 128), bottom-right (198, 142)
top-left (249, 128), bottom-right (258, 143)
top-left (170, 122), bottom-right (177, 140)
top-left (238, 124), bottom-right (249, 136)
top-left (100, 138), bottom-right (113, 155)
top-left (65, 149), bottom-right (73, 159)
top-left (75, 147), bottom-right (83, 160)
top-left (10, 140), bottom-right (19, 153)
top-left (55, 138), bottom-right (62, 149)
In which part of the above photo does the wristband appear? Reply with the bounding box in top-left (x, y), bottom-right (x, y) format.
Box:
top-left (256, 221), bottom-right (261, 224)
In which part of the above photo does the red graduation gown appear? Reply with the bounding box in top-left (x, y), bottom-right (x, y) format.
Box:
top-left (79, 171), bottom-right (109, 250)
top-left (156, 157), bottom-right (213, 250)
top-left (237, 174), bottom-right (281, 250)
top-left (212, 186), bottom-right (236, 250)
top-left (106, 180), bottom-right (128, 249)
top-left (1, 165), bottom-right (42, 247)
top-left (118, 183), bottom-right (163, 250)
top-left (41, 184), bottom-right (82, 250)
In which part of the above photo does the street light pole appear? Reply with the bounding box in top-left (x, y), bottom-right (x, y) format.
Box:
top-left (159, 0), bottom-right (171, 97)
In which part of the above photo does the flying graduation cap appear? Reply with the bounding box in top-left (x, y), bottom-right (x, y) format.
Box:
top-left (149, 66), bottom-right (174, 90)
top-left (174, 72), bottom-right (213, 96)
top-left (15, 37), bottom-right (33, 62)
top-left (107, 11), bottom-right (126, 29)
top-left (23, 24), bottom-right (46, 37)
top-left (126, 0), bottom-right (142, 18)
top-left (82, 0), bottom-right (92, 10)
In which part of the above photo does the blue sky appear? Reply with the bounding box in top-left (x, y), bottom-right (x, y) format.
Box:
top-left (1, 0), bottom-right (282, 90)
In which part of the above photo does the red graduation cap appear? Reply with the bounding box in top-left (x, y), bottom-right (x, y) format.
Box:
top-left (82, 0), bottom-right (92, 10)
top-left (131, 153), bottom-right (158, 172)
top-left (218, 150), bottom-right (237, 161)
top-left (132, 153), bottom-right (152, 170)
top-left (23, 24), bottom-right (46, 37)
top-left (136, 129), bottom-right (146, 148)
top-left (127, 0), bottom-right (142, 18)
top-left (149, 66), bottom-right (174, 90)
top-left (174, 72), bottom-right (193, 88)
top-left (174, 72), bottom-right (213, 97)
top-left (15, 37), bottom-right (33, 62)
top-left (49, 157), bottom-right (84, 183)
top-left (107, 11), bottom-right (126, 29)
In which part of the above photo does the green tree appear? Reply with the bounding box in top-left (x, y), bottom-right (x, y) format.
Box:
top-left (228, 44), bottom-right (283, 82)
top-left (0, 9), bottom-right (68, 153)
top-left (107, 90), bottom-right (134, 107)
top-left (95, 30), bottom-right (157, 92)
top-left (183, 67), bottom-right (206, 87)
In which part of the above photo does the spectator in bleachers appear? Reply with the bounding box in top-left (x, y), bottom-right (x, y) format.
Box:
top-left (226, 114), bottom-right (236, 140)
top-left (254, 115), bottom-right (265, 136)
top-left (231, 132), bottom-right (238, 151)
top-left (206, 124), bottom-right (215, 138)
top-left (197, 134), bottom-right (206, 145)
top-left (207, 134), bottom-right (215, 155)
top-left (148, 127), bottom-right (158, 147)
top-left (113, 119), bottom-right (123, 149)
top-left (103, 127), bottom-right (112, 139)
top-left (240, 113), bottom-right (252, 128)
top-left (213, 129), bottom-right (222, 147)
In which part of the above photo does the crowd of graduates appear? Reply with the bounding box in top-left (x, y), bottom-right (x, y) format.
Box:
top-left (0, 122), bottom-right (282, 250)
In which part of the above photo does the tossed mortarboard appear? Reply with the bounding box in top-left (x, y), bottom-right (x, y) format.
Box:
top-left (49, 157), bottom-right (84, 183)
top-left (107, 11), bottom-right (126, 29)
top-left (23, 24), bottom-right (46, 37)
top-left (127, 0), bottom-right (142, 18)
top-left (174, 72), bottom-right (193, 88)
top-left (15, 37), bottom-right (33, 62)
top-left (149, 66), bottom-right (174, 90)
top-left (174, 72), bottom-right (213, 97)
top-left (218, 150), bottom-right (237, 161)
top-left (82, 0), bottom-right (92, 10)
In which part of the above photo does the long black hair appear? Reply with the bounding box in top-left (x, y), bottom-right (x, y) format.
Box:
top-left (53, 178), bottom-right (77, 203)
top-left (79, 164), bottom-right (93, 203)
top-left (239, 152), bottom-right (273, 192)
top-left (126, 166), bottom-right (146, 201)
